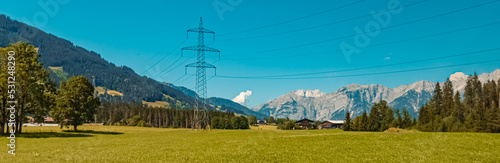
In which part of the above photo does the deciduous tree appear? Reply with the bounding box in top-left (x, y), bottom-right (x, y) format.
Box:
top-left (51, 76), bottom-right (100, 131)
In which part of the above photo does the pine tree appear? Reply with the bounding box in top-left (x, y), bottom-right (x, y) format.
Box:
top-left (368, 103), bottom-right (381, 131)
top-left (491, 81), bottom-right (498, 109)
top-left (470, 95), bottom-right (484, 132)
top-left (343, 111), bottom-right (352, 131)
top-left (472, 72), bottom-right (482, 98)
top-left (432, 82), bottom-right (443, 116)
top-left (451, 91), bottom-right (464, 132)
top-left (418, 105), bottom-right (429, 125)
top-left (442, 78), bottom-right (454, 117)
top-left (395, 109), bottom-right (402, 128)
top-left (402, 108), bottom-right (412, 129)
top-left (486, 100), bottom-right (499, 132)
top-left (452, 91), bottom-right (463, 121)
top-left (352, 116), bottom-right (360, 131)
top-left (498, 79), bottom-right (500, 109)
top-left (360, 110), bottom-right (368, 131)
top-left (381, 107), bottom-right (395, 131)
top-left (464, 75), bottom-right (474, 115)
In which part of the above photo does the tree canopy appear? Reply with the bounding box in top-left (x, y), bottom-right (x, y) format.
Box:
top-left (51, 76), bottom-right (100, 131)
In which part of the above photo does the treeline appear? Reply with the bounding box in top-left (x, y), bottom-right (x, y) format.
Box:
top-left (344, 100), bottom-right (416, 131)
top-left (418, 74), bottom-right (500, 132)
top-left (96, 102), bottom-right (250, 129)
top-left (257, 116), bottom-right (322, 130)
top-left (211, 116), bottom-right (249, 129)
top-left (0, 42), bottom-right (250, 134)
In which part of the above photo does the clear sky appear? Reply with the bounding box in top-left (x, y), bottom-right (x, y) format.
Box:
top-left (1, 0), bottom-right (500, 107)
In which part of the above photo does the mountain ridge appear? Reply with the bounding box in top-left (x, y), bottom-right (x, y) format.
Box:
top-left (253, 69), bottom-right (500, 121)
top-left (0, 14), bottom-right (259, 117)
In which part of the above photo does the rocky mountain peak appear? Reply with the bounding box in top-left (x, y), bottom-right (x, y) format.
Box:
top-left (292, 89), bottom-right (326, 98)
top-left (253, 69), bottom-right (500, 121)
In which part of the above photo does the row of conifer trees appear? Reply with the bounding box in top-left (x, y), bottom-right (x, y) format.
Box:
top-left (343, 73), bottom-right (500, 133)
top-left (418, 73), bottom-right (500, 132)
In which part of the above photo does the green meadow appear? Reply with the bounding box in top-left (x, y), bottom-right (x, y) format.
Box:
top-left (1, 125), bottom-right (499, 162)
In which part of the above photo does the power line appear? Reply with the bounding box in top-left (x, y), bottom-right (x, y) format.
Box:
top-left (140, 42), bottom-right (171, 64)
top-left (151, 41), bottom-right (217, 80)
top-left (152, 57), bottom-right (182, 79)
top-left (141, 39), bottom-right (188, 75)
top-left (280, 47), bottom-right (500, 77)
top-left (214, 48), bottom-right (500, 79)
top-left (224, 0), bottom-right (499, 57)
top-left (172, 74), bottom-right (187, 84)
top-left (175, 74), bottom-right (194, 85)
top-left (218, 0), bottom-right (429, 41)
top-left (169, 56), bottom-right (220, 86)
top-left (217, 0), bottom-right (368, 36)
top-left (207, 75), bottom-right (216, 82)
top-left (221, 21), bottom-right (500, 60)
top-left (215, 58), bottom-right (500, 80)
top-left (153, 57), bottom-right (191, 79)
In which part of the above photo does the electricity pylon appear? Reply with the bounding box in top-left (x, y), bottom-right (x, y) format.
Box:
top-left (182, 17), bottom-right (220, 129)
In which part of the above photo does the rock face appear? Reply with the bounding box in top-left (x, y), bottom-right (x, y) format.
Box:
top-left (253, 70), bottom-right (500, 121)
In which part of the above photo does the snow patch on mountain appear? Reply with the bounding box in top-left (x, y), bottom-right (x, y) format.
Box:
top-left (293, 89), bottom-right (326, 98)
top-left (253, 69), bottom-right (500, 121)
top-left (450, 72), bottom-right (468, 92)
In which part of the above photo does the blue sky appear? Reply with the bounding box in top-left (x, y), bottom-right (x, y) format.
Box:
top-left (1, 0), bottom-right (500, 107)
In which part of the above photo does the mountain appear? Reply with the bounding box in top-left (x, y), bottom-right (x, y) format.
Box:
top-left (253, 69), bottom-right (500, 121)
top-left (0, 15), bottom-right (258, 117)
top-left (0, 15), bottom-right (191, 103)
top-left (207, 97), bottom-right (267, 119)
top-left (163, 82), bottom-right (198, 98)
top-left (164, 82), bottom-right (265, 118)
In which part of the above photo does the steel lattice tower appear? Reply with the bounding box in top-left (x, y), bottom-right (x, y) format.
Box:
top-left (182, 17), bottom-right (220, 129)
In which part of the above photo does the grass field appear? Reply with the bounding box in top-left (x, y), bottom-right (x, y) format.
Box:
top-left (1, 125), bottom-right (499, 162)
top-left (95, 86), bottom-right (123, 97)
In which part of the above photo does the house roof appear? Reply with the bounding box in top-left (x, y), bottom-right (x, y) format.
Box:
top-left (44, 117), bottom-right (54, 122)
top-left (296, 118), bottom-right (314, 123)
top-left (323, 120), bottom-right (344, 124)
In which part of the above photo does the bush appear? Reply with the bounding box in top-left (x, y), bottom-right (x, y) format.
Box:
top-left (283, 120), bottom-right (295, 130)
top-left (384, 127), bottom-right (417, 133)
top-left (137, 120), bottom-right (147, 127)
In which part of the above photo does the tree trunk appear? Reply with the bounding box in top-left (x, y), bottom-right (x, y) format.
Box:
top-left (18, 104), bottom-right (24, 134)
top-left (0, 98), bottom-right (6, 135)
top-left (74, 124), bottom-right (78, 131)
top-left (15, 101), bottom-right (22, 133)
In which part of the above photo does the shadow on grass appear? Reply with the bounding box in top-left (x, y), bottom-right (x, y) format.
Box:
top-left (62, 130), bottom-right (123, 135)
top-left (19, 132), bottom-right (93, 138)
top-left (16, 130), bottom-right (123, 138)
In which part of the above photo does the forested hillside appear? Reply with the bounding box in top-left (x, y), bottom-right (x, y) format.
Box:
top-left (0, 15), bottom-right (220, 111)
top-left (0, 15), bottom-right (266, 118)
top-left (207, 97), bottom-right (267, 119)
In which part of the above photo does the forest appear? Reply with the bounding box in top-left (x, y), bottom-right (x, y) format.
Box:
top-left (0, 42), bottom-right (250, 134)
top-left (96, 102), bottom-right (249, 129)
top-left (343, 73), bottom-right (500, 133)
top-left (418, 74), bottom-right (500, 132)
